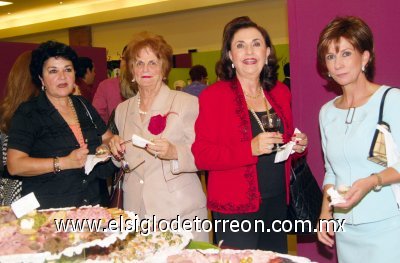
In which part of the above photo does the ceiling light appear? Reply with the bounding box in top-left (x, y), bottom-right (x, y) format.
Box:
top-left (0, 1), bottom-right (13, 7)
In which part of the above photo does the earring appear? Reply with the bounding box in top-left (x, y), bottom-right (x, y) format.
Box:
top-left (265, 60), bottom-right (268, 65)
top-left (328, 73), bottom-right (331, 78)
top-left (361, 65), bottom-right (366, 73)
top-left (132, 78), bottom-right (135, 83)
top-left (41, 85), bottom-right (45, 91)
top-left (232, 63), bottom-right (235, 69)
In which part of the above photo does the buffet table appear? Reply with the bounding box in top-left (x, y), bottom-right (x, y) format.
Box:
top-left (0, 206), bottom-right (313, 263)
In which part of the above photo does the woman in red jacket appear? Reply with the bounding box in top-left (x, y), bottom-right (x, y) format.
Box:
top-left (192, 16), bottom-right (308, 253)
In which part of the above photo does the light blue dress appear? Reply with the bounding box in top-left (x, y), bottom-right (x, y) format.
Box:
top-left (319, 85), bottom-right (400, 262)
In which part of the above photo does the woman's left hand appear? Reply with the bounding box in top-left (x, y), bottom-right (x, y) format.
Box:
top-left (334, 177), bottom-right (375, 209)
top-left (95, 144), bottom-right (111, 159)
top-left (292, 132), bottom-right (308, 153)
top-left (146, 138), bottom-right (178, 160)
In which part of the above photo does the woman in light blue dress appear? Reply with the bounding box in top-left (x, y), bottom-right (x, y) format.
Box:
top-left (317, 16), bottom-right (400, 262)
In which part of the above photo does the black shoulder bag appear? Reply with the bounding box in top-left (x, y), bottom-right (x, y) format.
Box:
top-left (287, 156), bottom-right (322, 234)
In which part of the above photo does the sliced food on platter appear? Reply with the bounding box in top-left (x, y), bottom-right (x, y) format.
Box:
top-left (0, 206), bottom-right (135, 262)
top-left (87, 229), bottom-right (192, 262)
top-left (167, 249), bottom-right (312, 263)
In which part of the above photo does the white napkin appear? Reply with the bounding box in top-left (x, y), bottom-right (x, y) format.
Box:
top-left (11, 192), bottom-right (40, 218)
top-left (85, 154), bottom-right (109, 175)
top-left (327, 187), bottom-right (346, 206)
top-left (132, 134), bottom-right (154, 148)
top-left (377, 124), bottom-right (400, 207)
top-left (274, 128), bottom-right (301, 163)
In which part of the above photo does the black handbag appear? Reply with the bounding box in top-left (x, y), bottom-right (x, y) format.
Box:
top-left (287, 156), bottom-right (322, 234)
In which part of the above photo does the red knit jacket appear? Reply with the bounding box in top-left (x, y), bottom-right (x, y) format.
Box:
top-left (192, 79), bottom-right (299, 214)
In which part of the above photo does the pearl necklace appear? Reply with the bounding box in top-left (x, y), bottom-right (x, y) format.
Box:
top-left (137, 93), bottom-right (147, 115)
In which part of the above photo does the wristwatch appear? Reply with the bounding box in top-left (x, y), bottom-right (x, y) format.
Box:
top-left (371, 173), bottom-right (383, 191)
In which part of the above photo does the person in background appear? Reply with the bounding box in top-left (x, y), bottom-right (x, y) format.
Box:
top-left (282, 62), bottom-right (290, 89)
top-left (192, 16), bottom-right (308, 252)
top-left (173, 79), bottom-right (186, 91)
top-left (183, 65), bottom-right (208, 97)
top-left (76, 56), bottom-right (96, 103)
top-left (6, 41), bottom-right (115, 209)
top-left (317, 16), bottom-right (400, 262)
top-left (0, 51), bottom-right (39, 206)
top-left (108, 31), bottom-right (207, 241)
top-left (93, 45), bottom-right (135, 124)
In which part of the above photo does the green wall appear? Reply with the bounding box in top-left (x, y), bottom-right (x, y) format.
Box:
top-left (168, 44), bottom-right (289, 89)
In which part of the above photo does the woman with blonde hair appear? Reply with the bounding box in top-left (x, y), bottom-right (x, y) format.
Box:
top-left (0, 51), bottom-right (39, 205)
top-left (108, 32), bottom-right (207, 241)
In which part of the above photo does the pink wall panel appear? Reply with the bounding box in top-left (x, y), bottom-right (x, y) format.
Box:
top-left (0, 41), bottom-right (107, 100)
top-left (288, 0), bottom-right (400, 262)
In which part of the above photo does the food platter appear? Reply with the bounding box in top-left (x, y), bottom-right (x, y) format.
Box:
top-left (166, 249), bottom-right (312, 263)
top-left (86, 229), bottom-right (192, 262)
top-left (0, 206), bottom-right (313, 263)
top-left (0, 206), bottom-right (136, 263)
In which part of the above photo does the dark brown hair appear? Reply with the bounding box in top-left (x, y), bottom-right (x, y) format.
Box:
top-left (124, 31), bottom-right (173, 93)
top-left (217, 16), bottom-right (278, 91)
top-left (317, 16), bottom-right (375, 81)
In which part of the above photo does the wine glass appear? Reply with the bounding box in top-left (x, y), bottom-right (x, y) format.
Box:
top-left (261, 113), bottom-right (282, 151)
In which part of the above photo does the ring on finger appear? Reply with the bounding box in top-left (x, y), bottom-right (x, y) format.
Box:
top-left (301, 146), bottom-right (306, 152)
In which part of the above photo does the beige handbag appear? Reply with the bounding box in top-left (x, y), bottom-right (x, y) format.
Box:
top-left (367, 88), bottom-right (394, 167)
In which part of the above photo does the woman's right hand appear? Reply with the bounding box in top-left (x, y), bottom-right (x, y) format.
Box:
top-left (63, 144), bottom-right (89, 169)
top-left (317, 211), bottom-right (335, 247)
top-left (251, 132), bottom-right (283, 156)
top-left (317, 184), bottom-right (335, 247)
top-left (108, 135), bottom-right (126, 160)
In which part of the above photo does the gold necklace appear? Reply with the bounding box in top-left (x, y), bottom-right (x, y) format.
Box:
top-left (67, 97), bottom-right (85, 146)
top-left (68, 97), bottom-right (80, 123)
top-left (244, 87), bottom-right (262, 99)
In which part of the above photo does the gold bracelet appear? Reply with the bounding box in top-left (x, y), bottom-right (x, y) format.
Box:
top-left (53, 157), bottom-right (61, 174)
top-left (371, 173), bottom-right (383, 191)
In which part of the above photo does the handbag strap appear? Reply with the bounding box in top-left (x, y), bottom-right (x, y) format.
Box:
top-left (76, 96), bottom-right (98, 130)
top-left (377, 87), bottom-right (394, 122)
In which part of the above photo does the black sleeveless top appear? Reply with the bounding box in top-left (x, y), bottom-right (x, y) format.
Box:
top-left (249, 109), bottom-right (286, 198)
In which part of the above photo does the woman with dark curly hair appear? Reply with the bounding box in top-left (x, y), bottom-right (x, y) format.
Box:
top-left (192, 16), bottom-right (308, 252)
top-left (6, 41), bottom-right (115, 209)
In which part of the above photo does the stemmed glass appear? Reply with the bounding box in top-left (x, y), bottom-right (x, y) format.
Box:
top-left (261, 112), bottom-right (282, 152)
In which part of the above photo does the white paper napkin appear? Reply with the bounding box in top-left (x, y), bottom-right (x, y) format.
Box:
top-left (274, 128), bottom-right (301, 163)
top-left (132, 134), bottom-right (154, 148)
top-left (11, 192), bottom-right (40, 218)
top-left (327, 187), bottom-right (346, 206)
top-left (85, 154), bottom-right (109, 175)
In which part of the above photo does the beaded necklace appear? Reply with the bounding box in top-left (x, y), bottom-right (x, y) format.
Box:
top-left (68, 97), bottom-right (85, 146)
top-left (137, 93), bottom-right (147, 115)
